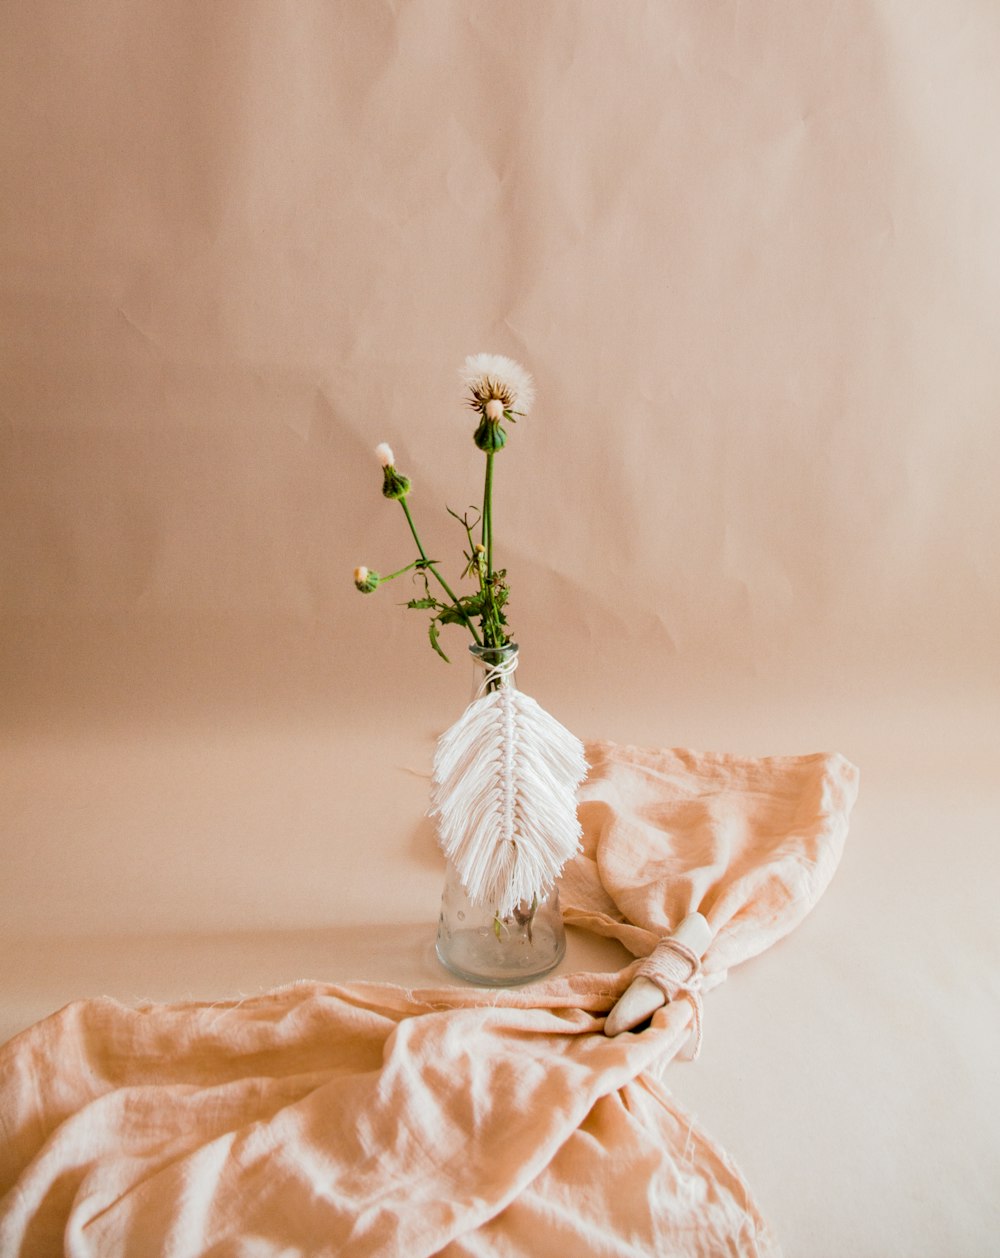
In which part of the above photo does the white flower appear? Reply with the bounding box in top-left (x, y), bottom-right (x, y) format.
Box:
top-left (354, 566), bottom-right (369, 583)
top-left (460, 354), bottom-right (535, 417)
top-left (375, 442), bottom-right (395, 467)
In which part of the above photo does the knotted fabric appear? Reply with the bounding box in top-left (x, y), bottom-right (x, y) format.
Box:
top-left (0, 743), bottom-right (859, 1257)
top-left (636, 935), bottom-right (705, 1058)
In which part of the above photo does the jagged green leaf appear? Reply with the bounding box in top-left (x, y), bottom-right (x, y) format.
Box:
top-left (438, 593), bottom-right (484, 626)
top-left (428, 618), bottom-right (450, 662)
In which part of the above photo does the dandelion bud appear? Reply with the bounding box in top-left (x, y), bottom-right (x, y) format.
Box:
top-left (473, 418), bottom-right (507, 452)
top-left (374, 440), bottom-right (410, 498)
top-left (353, 566), bottom-right (380, 593)
top-left (382, 467), bottom-right (411, 499)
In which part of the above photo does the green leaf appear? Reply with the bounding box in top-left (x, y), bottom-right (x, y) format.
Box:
top-left (461, 593), bottom-right (486, 616)
top-left (406, 597), bottom-right (438, 610)
top-left (428, 619), bottom-right (450, 663)
top-left (438, 593), bottom-right (484, 626)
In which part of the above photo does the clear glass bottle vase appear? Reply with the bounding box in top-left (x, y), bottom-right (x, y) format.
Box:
top-left (434, 643), bottom-right (567, 985)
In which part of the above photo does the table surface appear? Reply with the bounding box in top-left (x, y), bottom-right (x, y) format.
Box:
top-left (3, 698), bottom-right (998, 1258)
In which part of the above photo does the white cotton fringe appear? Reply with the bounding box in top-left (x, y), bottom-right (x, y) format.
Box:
top-left (430, 686), bottom-right (587, 918)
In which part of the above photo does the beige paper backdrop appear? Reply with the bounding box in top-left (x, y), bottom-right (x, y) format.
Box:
top-left (3, 0), bottom-right (998, 735)
top-left (2, 3), bottom-right (999, 1254)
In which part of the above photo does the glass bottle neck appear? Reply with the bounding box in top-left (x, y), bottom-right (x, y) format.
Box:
top-left (469, 643), bottom-right (519, 700)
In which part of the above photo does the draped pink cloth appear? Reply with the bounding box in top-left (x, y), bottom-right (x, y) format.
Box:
top-left (0, 743), bottom-right (859, 1256)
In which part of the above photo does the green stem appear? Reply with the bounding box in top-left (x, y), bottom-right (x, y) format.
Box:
top-left (484, 451), bottom-right (495, 579)
top-left (480, 468), bottom-right (489, 570)
top-left (399, 499), bottom-right (483, 645)
top-left (381, 559), bottom-right (422, 582)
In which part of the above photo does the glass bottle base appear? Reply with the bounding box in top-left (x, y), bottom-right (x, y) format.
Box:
top-left (435, 921), bottom-right (566, 986)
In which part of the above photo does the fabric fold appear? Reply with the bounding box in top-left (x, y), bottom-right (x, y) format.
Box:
top-left (0, 744), bottom-right (858, 1256)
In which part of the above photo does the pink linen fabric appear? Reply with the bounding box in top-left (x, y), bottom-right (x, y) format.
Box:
top-left (0, 744), bottom-right (858, 1256)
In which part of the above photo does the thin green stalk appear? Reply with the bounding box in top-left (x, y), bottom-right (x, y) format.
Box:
top-left (382, 559), bottom-right (423, 582)
top-left (484, 451), bottom-right (495, 579)
top-left (480, 463), bottom-right (490, 571)
top-left (399, 498), bottom-right (483, 645)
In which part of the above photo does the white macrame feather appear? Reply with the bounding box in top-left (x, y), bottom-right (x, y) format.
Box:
top-left (430, 686), bottom-right (587, 917)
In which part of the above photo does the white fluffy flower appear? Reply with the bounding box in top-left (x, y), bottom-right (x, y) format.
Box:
top-left (375, 442), bottom-right (395, 467)
top-left (460, 354), bottom-right (535, 417)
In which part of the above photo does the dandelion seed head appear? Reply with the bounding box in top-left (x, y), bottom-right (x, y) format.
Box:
top-left (460, 354), bottom-right (535, 417)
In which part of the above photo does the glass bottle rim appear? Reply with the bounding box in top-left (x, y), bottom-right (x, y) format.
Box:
top-left (469, 641), bottom-right (518, 663)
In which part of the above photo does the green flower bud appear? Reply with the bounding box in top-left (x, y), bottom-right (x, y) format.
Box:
top-left (473, 418), bottom-right (507, 452)
top-left (353, 566), bottom-right (380, 593)
top-left (381, 467), bottom-right (411, 499)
